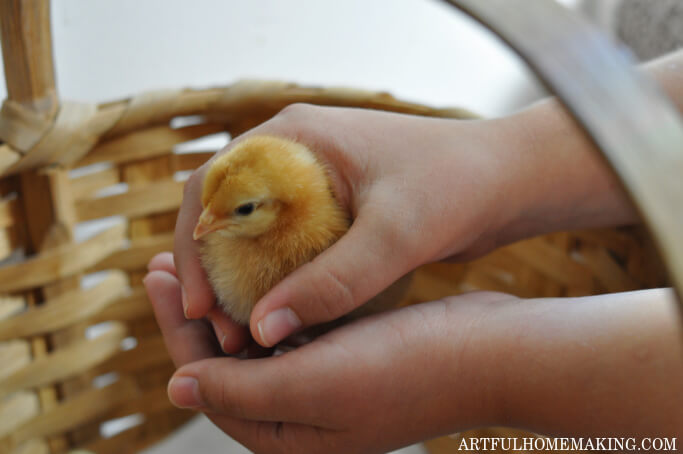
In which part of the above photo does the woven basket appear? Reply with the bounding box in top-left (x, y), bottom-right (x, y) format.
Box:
top-left (0, 1), bottom-right (679, 454)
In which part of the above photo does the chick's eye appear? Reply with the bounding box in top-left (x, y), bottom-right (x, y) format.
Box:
top-left (234, 203), bottom-right (255, 216)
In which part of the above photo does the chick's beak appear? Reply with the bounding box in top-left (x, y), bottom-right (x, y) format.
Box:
top-left (193, 208), bottom-right (224, 240)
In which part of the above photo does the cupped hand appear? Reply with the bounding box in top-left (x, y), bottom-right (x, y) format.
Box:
top-left (144, 252), bottom-right (515, 454)
top-left (175, 104), bottom-right (531, 347)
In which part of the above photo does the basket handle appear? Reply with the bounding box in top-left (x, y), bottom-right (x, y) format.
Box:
top-left (0, 0), bottom-right (57, 116)
top-left (444, 0), bottom-right (683, 304)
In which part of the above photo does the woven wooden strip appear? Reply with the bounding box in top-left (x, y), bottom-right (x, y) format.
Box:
top-left (0, 197), bottom-right (17, 229)
top-left (104, 387), bottom-right (173, 421)
top-left (0, 272), bottom-right (128, 341)
top-left (79, 408), bottom-right (192, 454)
top-left (20, 167), bottom-right (88, 452)
top-left (212, 81), bottom-right (477, 121)
top-left (0, 99), bottom-right (53, 152)
top-left (171, 151), bottom-right (213, 172)
top-left (131, 408), bottom-right (193, 453)
top-left (462, 268), bottom-right (525, 295)
top-left (573, 228), bottom-right (639, 259)
top-left (75, 179), bottom-right (183, 222)
top-left (93, 233), bottom-right (173, 273)
top-left (576, 244), bottom-right (640, 293)
top-left (19, 102), bottom-right (124, 170)
top-left (77, 424), bottom-right (145, 454)
top-left (76, 123), bottom-right (225, 167)
top-left (7, 103), bottom-right (99, 174)
top-left (127, 315), bottom-right (164, 341)
top-left (12, 440), bottom-right (50, 454)
top-left (0, 145), bottom-right (20, 176)
top-left (0, 378), bottom-right (140, 453)
top-left (88, 287), bottom-right (153, 324)
top-left (0, 392), bottom-right (40, 438)
top-left (0, 223), bottom-right (126, 294)
top-left (78, 424), bottom-right (144, 454)
top-left (0, 295), bottom-right (24, 320)
top-left (0, 339), bottom-right (31, 380)
top-left (505, 238), bottom-right (594, 291)
top-left (96, 335), bottom-right (168, 376)
top-left (103, 89), bottom-right (192, 137)
top-left (103, 88), bottom-right (223, 139)
top-left (408, 266), bottom-right (468, 303)
top-left (70, 167), bottom-right (120, 200)
top-left (0, 229), bottom-right (11, 262)
top-left (0, 322), bottom-right (126, 397)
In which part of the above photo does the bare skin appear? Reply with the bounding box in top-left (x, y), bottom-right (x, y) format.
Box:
top-left (143, 50), bottom-right (683, 452)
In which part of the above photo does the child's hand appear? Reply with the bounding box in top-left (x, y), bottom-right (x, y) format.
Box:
top-left (145, 253), bottom-right (682, 452)
top-left (174, 103), bottom-right (632, 347)
top-left (145, 252), bottom-right (516, 453)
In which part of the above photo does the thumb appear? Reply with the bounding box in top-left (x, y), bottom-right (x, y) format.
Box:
top-left (250, 210), bottom-right (418, 347)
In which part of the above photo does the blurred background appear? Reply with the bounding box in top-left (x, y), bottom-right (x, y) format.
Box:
top-left (0, 0), bottom-right (565, 117)
top-left (3, 0), bottom-right (680, 452)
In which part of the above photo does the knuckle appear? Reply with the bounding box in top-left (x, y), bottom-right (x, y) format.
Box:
top-left (209, 379), bottom-right (250, 419)
top-left (276, 102), bottom-right (316, 121)
top-left (373, 208), bottom-right (425, 263)
top-left (316, 266), bottom-right (357, 320)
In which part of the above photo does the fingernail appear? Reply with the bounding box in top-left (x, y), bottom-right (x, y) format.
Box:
top-left (207, 314), bottom-right (228, 353)
top-left (168, 376), bottom-right (205, 409)
top-left (257, 307), bottom-right (302, 347)
top-left (181, 286), bottom-right (189, 318)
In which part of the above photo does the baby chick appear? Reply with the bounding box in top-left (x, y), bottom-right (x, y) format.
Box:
top-left (194, 135), bottom-right (409, 326)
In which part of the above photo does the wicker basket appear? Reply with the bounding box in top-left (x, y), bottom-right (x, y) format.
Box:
top-left (0, 1), bottom-right (678, 454)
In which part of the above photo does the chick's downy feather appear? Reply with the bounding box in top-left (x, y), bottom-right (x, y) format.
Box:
top-left (195, 135), bottom-right (350, 324)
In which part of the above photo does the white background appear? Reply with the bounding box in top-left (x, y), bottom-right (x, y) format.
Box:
top-left (0, 0), bottom-right (553, 116)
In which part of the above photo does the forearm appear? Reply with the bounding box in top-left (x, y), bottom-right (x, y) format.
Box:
top-left (493, 289), bottom-right (683, 436)
top-left (490, 50), bottom-right (683, 246)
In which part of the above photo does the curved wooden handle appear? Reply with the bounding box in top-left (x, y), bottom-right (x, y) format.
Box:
top-left (0, 0), bottom-right (57, 116)
top-left (444, 0), bottom-right (683, 306)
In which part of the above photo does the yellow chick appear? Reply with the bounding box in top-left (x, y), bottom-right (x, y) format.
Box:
top-left (194, 135), bottom-right (409, 326)
top-left (194, 135), bottom-right (350, 324)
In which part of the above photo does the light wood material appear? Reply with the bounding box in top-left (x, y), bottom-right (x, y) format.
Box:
top-left (0, 224), bottom-right (126, 294)
top-left (0, 0), bottom-right (56, 114)
top-left (0, 273), bottom-right (127, 341)
top-left (0, 323), bottom-right (126, 397)
top-left (0, 378), bottom-right (140, 454)
top-left (0, 1), bottom-right (678, 452)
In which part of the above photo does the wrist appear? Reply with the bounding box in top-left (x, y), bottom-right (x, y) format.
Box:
top-left (492, 99), bottom-right (638, 246)
top-left (432, 293), bottom-right (524, 432)
top-left (493, 290), bottom-right (683, 436)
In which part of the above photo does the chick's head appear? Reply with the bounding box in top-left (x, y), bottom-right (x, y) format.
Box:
top-left (193, 135), bottom-right (338, 240)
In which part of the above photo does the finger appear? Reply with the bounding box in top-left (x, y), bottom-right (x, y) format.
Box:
top-left (147, 251), bottom-right (176, 276)
top-left (206, 306), bottom-right (250, 354)
top-left (250, 208), bottom-right (418, 347)
top-left (143, 270), bottom-right (219, 367)
top-left (174, 168), bottom-right (216, 319)
top-left (168, 355), bottom-right (333, 426)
